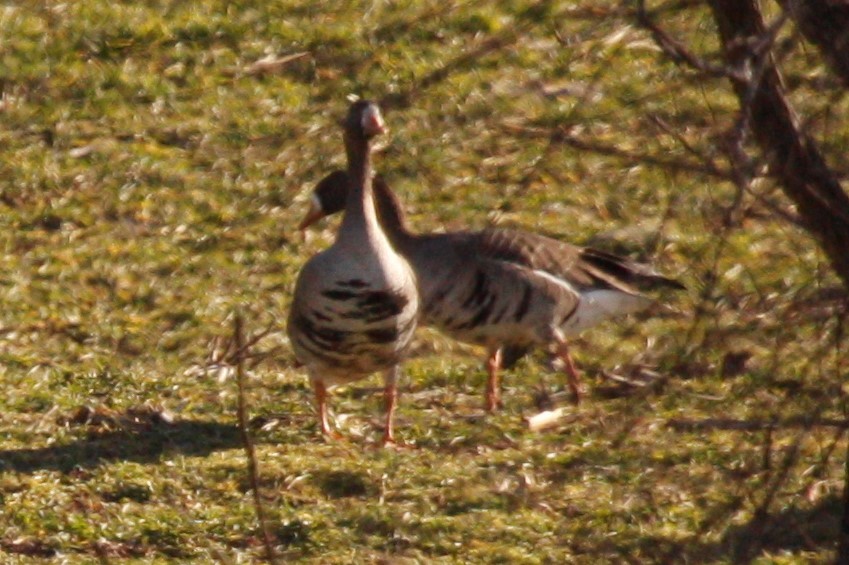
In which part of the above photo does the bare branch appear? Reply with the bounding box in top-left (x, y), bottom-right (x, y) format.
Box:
top-left (504, 121), bottom-right (732, 179)
top-left (634, 0), bottom-right (732, 78)
top-left (708, 0), bottom-right (849, 287)
top-left (233, 312), bottom-right (279, 564)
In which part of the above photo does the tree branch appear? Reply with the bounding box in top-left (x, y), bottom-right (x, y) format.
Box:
top-left (708, 0), bottom-right (849, 288)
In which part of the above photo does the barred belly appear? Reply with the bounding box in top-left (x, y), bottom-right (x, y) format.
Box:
top-left (289, 280), bottom-right (418, 383)
top-left (423, 267), bottom-right (540, 346)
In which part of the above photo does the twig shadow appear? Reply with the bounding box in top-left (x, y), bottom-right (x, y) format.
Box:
top-left (0, 419), bottom-right (241, 474)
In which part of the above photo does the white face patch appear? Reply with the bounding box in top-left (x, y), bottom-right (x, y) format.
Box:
top-left (310, 191), bottom-right (324, 214)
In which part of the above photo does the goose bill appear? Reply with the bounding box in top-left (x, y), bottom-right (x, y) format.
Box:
top-left (298, 192), bottom-right (326, 231)
top-left (361, 104), bottom-right (386, 136)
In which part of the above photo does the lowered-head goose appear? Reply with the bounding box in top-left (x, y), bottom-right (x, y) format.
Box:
top-left (300, 170), bottom-right (684, 411)
top-left (287, 102), bottom-right (419, 444)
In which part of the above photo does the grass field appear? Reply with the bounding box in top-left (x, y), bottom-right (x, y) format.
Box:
top-left (1, 1), bottom-right (848, 562)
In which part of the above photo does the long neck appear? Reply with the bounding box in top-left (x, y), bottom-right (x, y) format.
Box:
top-left (373, 177), bottom-right (416, 249)
top-left (339, 132), bottom-right (380, 238)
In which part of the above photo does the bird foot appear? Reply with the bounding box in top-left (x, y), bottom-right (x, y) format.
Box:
top-left (319, 428), bottom-right (345, 442)
top-left (569, 389), bottom-right (582, 406)
top-left (484, 394), bottom-right (503, 413)
top-left (379, 435), bottom-right (415, 450)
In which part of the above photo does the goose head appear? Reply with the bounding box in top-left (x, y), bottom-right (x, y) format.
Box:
top-left (343, 99), bottom-right (386, 141)
top-left (298, 170), bottom-right (348, 231)
top-left (298, 101), bottom-right (387, 231)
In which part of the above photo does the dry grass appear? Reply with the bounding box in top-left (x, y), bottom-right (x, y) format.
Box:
top-left (0, 0), bottom-right (847, 562)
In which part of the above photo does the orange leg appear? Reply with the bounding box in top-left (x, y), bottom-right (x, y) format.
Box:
top-left (554, 339), bottom-right (582, 404)
top-left (381, 366), bottom-right (405, 447)
top-left (485, 348), bottom-right (503, 412)
top-left (311, 379), bottom-right (341, 439)
top-left (381, 381), bottom-right (399, 446)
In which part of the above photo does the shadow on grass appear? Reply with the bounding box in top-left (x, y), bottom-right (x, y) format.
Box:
top-left (718, 495), bottom-right (840, 563)
top-left (591, 495), bottom-right (840, 563)
top-left (0, 419), bottom-right (241, 474)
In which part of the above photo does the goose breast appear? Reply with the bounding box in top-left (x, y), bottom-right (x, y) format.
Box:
top-left (288, 245), bottom-right (418, 384)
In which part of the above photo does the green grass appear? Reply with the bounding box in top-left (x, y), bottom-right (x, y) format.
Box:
top-left (1, 0), bottom-right (848, 562)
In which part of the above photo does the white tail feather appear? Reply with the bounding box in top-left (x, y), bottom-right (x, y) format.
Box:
top-left (562, 290), bottom-right (652, 335)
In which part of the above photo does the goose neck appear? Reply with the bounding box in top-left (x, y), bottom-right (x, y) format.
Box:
top-left (339, 133), bottom-right (380, 237)
top-left (373, 178), bottom-right (415, 247)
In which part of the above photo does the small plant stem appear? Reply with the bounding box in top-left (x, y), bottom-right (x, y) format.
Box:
top-left (234, 311), bottom-right (279, 565)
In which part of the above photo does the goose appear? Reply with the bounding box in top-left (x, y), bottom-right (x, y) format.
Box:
top-left (299, 170), bottom-right (684, 411)
top-left (287, 102), bottom-right (419, 444)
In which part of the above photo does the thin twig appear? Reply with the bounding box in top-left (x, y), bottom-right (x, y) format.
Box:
top-left (234, 312), bottom-right (279, 564)
top-left (648, 114), bottom-right (722, 172)
top-left (503, 122), bottom-right (732, 179)
top-left (208, 323), bottom-right (278, 367)
top-left (634, 0), bottom-right (732, 78)
top-left (229, 324), bottom-right (277, 364)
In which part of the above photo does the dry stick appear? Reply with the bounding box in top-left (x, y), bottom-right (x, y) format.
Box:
top-left (244, 51), bottom-right (310, 77)
top-left (209, 323), bottom-right (279, 367)
top-left (233, 312), bottom-right (279, 565)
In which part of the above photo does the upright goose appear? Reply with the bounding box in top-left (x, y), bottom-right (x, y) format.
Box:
top-left (287, 102), bottom-right (419, 444)
top-left (300, 171), bottom-right (684, 411)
